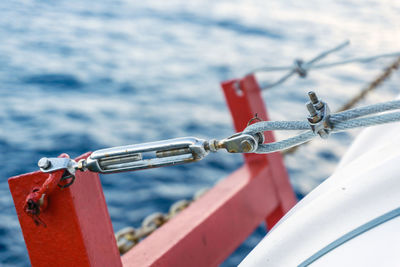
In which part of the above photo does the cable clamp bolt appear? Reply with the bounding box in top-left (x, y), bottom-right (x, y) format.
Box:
top-left (306, 91), bottom-right (332, 139)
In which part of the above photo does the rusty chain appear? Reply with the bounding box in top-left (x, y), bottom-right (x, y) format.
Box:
top-left (115, 188), bottom-right (209, 254)
top-left (282, 56), bottom-right (400, 155)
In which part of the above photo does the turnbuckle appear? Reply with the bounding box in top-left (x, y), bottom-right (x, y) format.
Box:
top-left (39, 137), bottom-right (209, 175)
top-left (83, 137), bottom-right (208, 173)
top-left (38, 133), bottom-right (263, 179)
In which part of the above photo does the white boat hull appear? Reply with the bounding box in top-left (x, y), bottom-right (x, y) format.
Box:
top-left (240, 121), bottom-right (400, 266)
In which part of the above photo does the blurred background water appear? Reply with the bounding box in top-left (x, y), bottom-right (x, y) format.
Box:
top-left (0, 0), bottom-right (399, 266)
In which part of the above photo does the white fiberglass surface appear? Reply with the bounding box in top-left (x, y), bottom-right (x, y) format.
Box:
top-left (240, 122), bottom-right (400, 266)
top-left (309, 215), bottom-right (400, 267)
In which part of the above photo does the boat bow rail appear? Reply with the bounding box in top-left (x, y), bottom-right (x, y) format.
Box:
top-left (8, 74), bottom-right (297, 266)
top-left (8, 73), bottom-right (400, 266)
top-left (7, 42), bottom-right (400, 266)
top-left (9, 72), bottom-right (400, 266)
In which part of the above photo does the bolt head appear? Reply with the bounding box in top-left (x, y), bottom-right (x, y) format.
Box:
top-left (38, 157), bottom-right (51, 169)
top-left (240, 140), bottom-right (254, 153)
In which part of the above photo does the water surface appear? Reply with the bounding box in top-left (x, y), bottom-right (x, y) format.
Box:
top-left (0, 0), bottom-right (399, 265)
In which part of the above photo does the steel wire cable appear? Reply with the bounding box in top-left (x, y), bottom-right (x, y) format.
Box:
top-left (243, 100), bottom-right (400, 153)
top-left (250, 41), bottom-right (400, 90)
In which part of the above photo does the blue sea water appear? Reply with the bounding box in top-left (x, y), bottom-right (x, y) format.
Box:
top-left (0, 0), bottom-right (399, 266)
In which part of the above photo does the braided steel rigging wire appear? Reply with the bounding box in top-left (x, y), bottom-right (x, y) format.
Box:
top-left (249, 41), bottom-right (400, 90)
top-left (243, 100), bottom-right (400, 154)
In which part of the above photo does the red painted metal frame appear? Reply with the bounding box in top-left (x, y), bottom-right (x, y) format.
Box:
top-left (121, 74), bottom-right (296, 266)
top-left (8, 74), bottom-right (296, 266)
top-left (8, 153), bottom-right (122, 267)
top-left (223, 75), bottom-right (297, 226)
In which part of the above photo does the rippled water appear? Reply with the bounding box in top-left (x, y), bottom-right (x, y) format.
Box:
top-left (0, 0), bottom-right (399, 266)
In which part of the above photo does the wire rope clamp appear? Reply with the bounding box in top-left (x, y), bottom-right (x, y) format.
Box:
top-left (306, 91), bottom-right (332, 139)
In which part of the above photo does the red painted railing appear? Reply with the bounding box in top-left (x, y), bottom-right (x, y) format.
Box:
top-left (8, 74), bottom-right (296, 266)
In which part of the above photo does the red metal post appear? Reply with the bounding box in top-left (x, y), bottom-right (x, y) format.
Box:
top-left (221, 74), bottom-right (297, 227)
top-left (8, 153), bottom-right (122, 267)
top-left (121, 74), bottom-right (296, 266)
